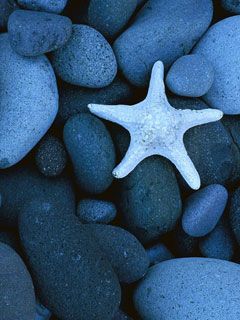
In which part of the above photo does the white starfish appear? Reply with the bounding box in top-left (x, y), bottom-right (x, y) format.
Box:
top-left (88, 61), bottom-right (223, 190)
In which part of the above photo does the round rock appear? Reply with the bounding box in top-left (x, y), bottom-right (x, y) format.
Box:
top-left (146, 243), bottom-right (174, 266)
top-left (0, 33), bottom-right (58, 168)
top-left (134, 258), bottom-right (240, 320)
top-left (182, 184), bottom-right (228, 237)
top-left (64, 113), bottom-right (116, 194)
top-left (194, 16), bottom-right (240, 114)
top-left (114, 0), bottom-right (213, 86)
top-left (8, 9), bottom-right (72, 56)
top-left (51, 24), bottom-right (117, 88)
top-left (17, 0), bottom-right (68, 13)
top-left (166, 54), bottom-right (214, 97)
top-left (0, 243), bottom-right (35, 320)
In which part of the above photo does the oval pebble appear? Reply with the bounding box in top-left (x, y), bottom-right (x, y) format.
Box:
top-left (114, 0), bottom-right (213, 86)
top-left (194, 16), bottom-right (240, 114)
top-left (88, 0), bottom-right (137, 39)
top-left (64, 113), bottom-right (116, 194)
top-left (134, 258), bottom-right (240, 320)
top-left (182, 184), bottom-right (228, 237)
top-left (17, 0), bottom-right (68, 13)
top-left (35, 303), bottom-right (51, 320)
top-left (77, 199), bottom-right (116, 224)
top-left (51, 24), bottom-right (117, 88)
top-left (19, 199), bottom-right (121, 320)
top-left (8, 9), bottom-right (72, 56)
top-left (84, 224), bottom-right (149, 283)
top-left (0, 243), bottom-right (35, 320)
top-left (119, 156), bottom-right (182, 243)
top-left (0, 33), bottom-right (58, 168)
top-left (35, 135), bottom-right (67, 177)
top-left (146, 243), bottom-right (174, 266)
top-left (221, 0), bottom-right (240, 13)
top-left (166, 54), bottom-right (214, 97)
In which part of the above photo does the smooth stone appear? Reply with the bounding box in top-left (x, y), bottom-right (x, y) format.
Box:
top-left (88, 0), bottom-right (137, 39)
top-left (8, 10), bottom-right (72, 56)
top-left (194, 16), bottom-right (240, 114)
top-left (182, 184), bottom-right (228, 237)
top-left (19, 199), bottom-right (121, 320)
top-left (230, 187), bottom-right (240, 245)
top-left (221, 0), bottom-right (240, 13)
top-left (77, 199), bottom-right (116, 224)
top-left (0, 243), bottom-right (35, 320)
top-left (64, 113), bottom-right (116, 194)
top-left (0, 0), bottom-right (18, 31)
top-left (58, 77), bottom-right (133, 125)
top-left (166, 54), bottom-right (214, 97)
top-left (146, 243), bottom-right (174, 266)
top-left (35, 135), bottom-right (67, 177)
top-left (84, 224), bottom-right (149, 283)
top-left (134, 258), bottom-right (240, 320)
top-left (170, 97), bottom-right (240, 186)
top-left (174, 225), bottom-right (199, 257)
top-left (200, 221), bottom-right (235, 261)
top-left (35, 303), bottom-right (51, 320)
top-left (17, 0), bottom-right (68, 13)
top-left (114, 0), bottom-right (213, 86)
top-left (51, 24), bottom-right (117, 88)
top-left (113, 309), bottom-right (133, 320)
top-left (119, 156), bottom-right (182, 243)
top-left (0, 166), bottom-right (75, 228)
top-left (0, 33), bottom-right (58, 168)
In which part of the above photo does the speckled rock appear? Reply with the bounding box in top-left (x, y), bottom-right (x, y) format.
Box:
top-left (194, 16), bottom-right (240, 114)
top-left (146, 243), bottom-right (174, 265)
top-left (8, 10), bottom-right (72, 56)
top-left (19, 199), bottom-right (121, 320)
top-left (0, 33), bottom-right (58, 168)
top-left (134, 258), bottom-right (240, 320)
top-left (0, 243), bottom-right (35, 320)
top-left (64, 113), bottom-right (116, 194)
top-left (35, 135), bottom-right (67, 177)
top-left (166, 54), bottom-right (214, 97)
top-left (221, 0), bottom-right (240, 13)
top-left (0, 166), bottom-right (75, 228)
top-left (182, 184), bottom-right (228, 237)
top-left (114, 0), bottom-right (213, 86)
top-left (230, 187), bottom-right (240, 245)
top-left (88, 0), bottom-right (137, 39)
top-left (58, 77), bottom-right (133, 125)
top-left (119, 156), bottom-right (182, 243)
top-left (77, 199), bottom-right (116, 224)
top-left (84, 224), bottom-right (149, 283)
top-left (200, 221), bottom-right (235, 261)
top-left (51, 24), bottom-right (117, 88)
top-left (17, 0), bottom-right (68, 13)
top-left (170, 97), bottom-right (240, 186)
top-left (0, 0), bottom-right (18, 31)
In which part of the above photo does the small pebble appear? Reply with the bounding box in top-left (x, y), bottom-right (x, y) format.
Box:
top-left (166, 54), bottom-right (214, 97)
top-left (77, 199), bottom-right (116, 224)
top-left (17, 0), bottom-right (68, 13)
top-left (35, 135), bottom-right (67, 177)
top-left (146, 243), bottom-right (174, 266)
top-left (35, 302), bottom-right (51, 320)
top-left (182, 184), bottom-right (228, 237)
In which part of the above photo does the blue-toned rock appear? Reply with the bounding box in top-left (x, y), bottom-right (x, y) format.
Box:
top-left (146, 243), bottom-right (174, 266)
top-left (166, 54), bottom-right (214, 97)
top-left (8, 10), bottom-right (72, 56)
top-left (0, 243), bottom-right (35, 320)
top-left (230, 187), bottom-right (240, 245)
top-left (17, 0), bottom-right (68, 13)
top-left (84, 224), bottom-right (149, 283)
top-left (51, 24), bottom-right (117, 88)
top-left (77, 199), bottom-right (116, 224)
top-left (119, 156), bottom-right (182, 243)
top-left (221, 0), bottom-right (240, 13)
top-left (113, 309), bottom-right (133, 320)
top-left (19, 199), bottom-right (121, 320)
top-left (64, 113), bottom-right (116, 194)
top-left (0, 33), bottom-right (58, 168)
top-left (0, 0), bottom-right (18, 31)
top-left (194, 16), bottom-right (240, 114)
top-left (35, 135), bottom-right (67, 177)
top-left (114, 0), bottom-right (213, 86)
top-left (0, 166), bottom-right (75, 228)
top-left (134, 258), bottom-right (240, 320)
top-left (200, 221), bottom-right (235, 261)
top-left (182, 184), bottom-right (228, 237)
top-left (88, 0), bottom-right (137, 39)
top-left (35, 303), bottom-right (51, 320)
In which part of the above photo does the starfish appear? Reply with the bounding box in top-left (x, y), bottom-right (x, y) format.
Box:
top-left (88, 61), bottom-right (223, 190)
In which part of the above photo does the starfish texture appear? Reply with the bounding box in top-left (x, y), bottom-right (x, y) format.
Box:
top-left (88, 61), bottom-right (223, 190)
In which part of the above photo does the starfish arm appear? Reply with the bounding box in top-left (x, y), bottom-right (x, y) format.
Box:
top-left (179, 108), bottom-right (223, 132)
top-left (146, 60), bottom-right (166, 103)
top-left (168, 142), bottom-right (201, 190)
top-left (88, 103), bottom-right (135, 130)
